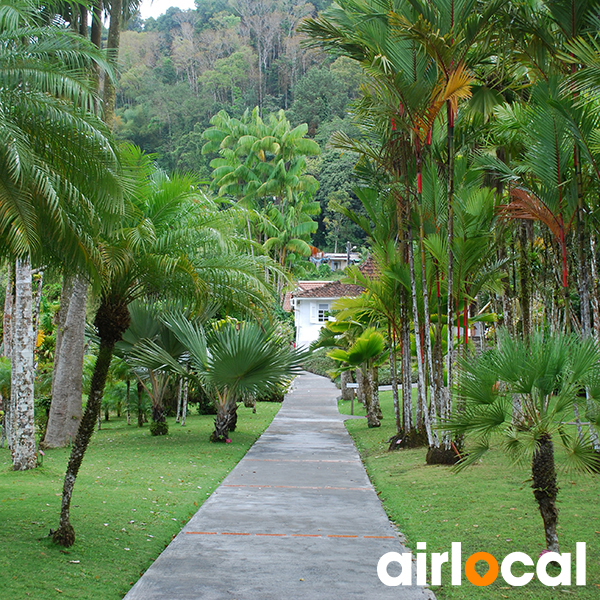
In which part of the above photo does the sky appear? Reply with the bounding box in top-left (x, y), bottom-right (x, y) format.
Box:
top-left (138, 0), bottom-right (197, 20)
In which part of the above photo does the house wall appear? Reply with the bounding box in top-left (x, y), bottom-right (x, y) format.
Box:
top-left (294, 298), bottom-right (332, 348)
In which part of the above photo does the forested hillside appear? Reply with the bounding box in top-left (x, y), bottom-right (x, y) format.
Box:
top-left (115, 0), bottom-right (367, 252)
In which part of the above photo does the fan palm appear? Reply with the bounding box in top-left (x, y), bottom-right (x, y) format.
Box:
top-left (450, 329), bottom-right (600, 552)
top-left (132, 316), bottom-right (306, 442)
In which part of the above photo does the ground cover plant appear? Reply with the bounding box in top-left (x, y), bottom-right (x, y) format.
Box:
top-left (0, 404), bottom-right (279, 599)
top-left (339, 392), bottom-right (600, 600)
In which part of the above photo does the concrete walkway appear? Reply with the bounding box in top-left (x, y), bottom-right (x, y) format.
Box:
top-left (124, 372), bottom-right (434, 600)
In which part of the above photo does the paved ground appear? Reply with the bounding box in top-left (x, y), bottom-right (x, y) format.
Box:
top-left (124, 372), bottom-right (435, 600)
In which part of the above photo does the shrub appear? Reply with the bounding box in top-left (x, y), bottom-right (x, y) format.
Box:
top-left (149, 420), bottom-right (168, 436)
top-left (302, 348), bottom-right (338, 379)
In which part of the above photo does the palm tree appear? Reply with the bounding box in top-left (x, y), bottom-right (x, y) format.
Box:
top-left (132, 316), bottom-right (306, 442)
top-left (0, 0), bottom-right (122, 470)
top-left (0, 0), bottom-right (121, 261)
top-left (51, 147), bottom-right (276, 546)
top-left (329, 327), bottom-right (387, 428)
top-left (116, 301), bottom-right (191, 435)
top-left (451, 329), bottom-right (600, 552)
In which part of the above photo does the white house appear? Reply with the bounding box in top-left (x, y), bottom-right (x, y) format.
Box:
top-left (292, 280), bottom-right (363, 348)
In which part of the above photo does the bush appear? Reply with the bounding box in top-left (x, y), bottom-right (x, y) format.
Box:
top-left (302, 348), bottom-right (338, 379)
top-left (149, 420), bottom-right (168, 436)
top-left (256, 380), bottom-right (292, 403)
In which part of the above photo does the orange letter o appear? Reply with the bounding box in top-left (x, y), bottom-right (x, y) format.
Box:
top-left (465, 552), bottom-right (499, 586)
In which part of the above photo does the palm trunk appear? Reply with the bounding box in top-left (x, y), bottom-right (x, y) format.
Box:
top-left (175, 378), bottom-right (182, 423)
top-left (519, 223), bottom-right (531, 339)
top-left (388, 325), bottom-right (401, 434)
top-left (211, 400), bottom-right (233, 441)
top-left (3, 261), bottom-right (13, 359)
top-left (53, 298), bottom-right (130, 547)
top-left (407, 223), bottom-right (433, 445)
top-left (340, 370), bottom-right (354, 401)
top-left (589, 236), bottom-right (600, 344)
top-left (532, 433), bottom-right (559, 553)
top-left (356, 367), bottom-right (366, 408)
top-left (11, 257), bottom-right (36, 471)
top-left (43, 275), bottom-right (87, 448)
top-left (418, 203), bottom-right (439, 446)
top-left (363, 365), bottom-right (380, 428)
top-left (181, 377), bottom-right (188, 426)
top-left (126, 378), bottom-right (131, 425)
top-left (137, 380), bottom-right (144, 427)
top-left (445, 101), bottom-right (456, 450)
top-left (371, 365), bottom-right (382, 420)
top-left (400, 290), bottom-right (413, 432)
top-left (103, 0), bottom-right (122, 130)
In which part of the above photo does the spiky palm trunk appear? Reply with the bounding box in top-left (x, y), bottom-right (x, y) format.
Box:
top-left (590, 236), bottom-right (600, 344)
top-left (11, 257), bottom-right (36, 470)
top-left (211, 400), bottom-right (237, 441)
top-left (532, 433), bottom-right (559, 553)
top-left (53, 298), bottom-right (130, 547)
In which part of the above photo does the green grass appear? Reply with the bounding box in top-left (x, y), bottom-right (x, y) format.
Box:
top-left (339, 392), bottom-right (600, 599)
top-left (0, 403), bottom-right (280, 600)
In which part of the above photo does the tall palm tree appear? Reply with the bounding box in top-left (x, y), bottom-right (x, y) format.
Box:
top-left (301, 0), bottom-right (503, 458)
top-left (0, 0), bottom-right (122, 470)
top-left (51, 147), bottom-right (276, 546)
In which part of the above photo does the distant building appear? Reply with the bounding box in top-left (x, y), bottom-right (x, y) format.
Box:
top-left (319, 252), bottom-right (361, 271)
top-left (292, 281), bottom-right (364, 348)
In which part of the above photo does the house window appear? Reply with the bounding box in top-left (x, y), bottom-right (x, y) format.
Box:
top-left (318, 303), bottom-right (329, 322)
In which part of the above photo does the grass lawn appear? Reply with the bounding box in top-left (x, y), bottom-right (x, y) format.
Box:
top-left (0, 403), bottom-right (280, 600)
top-left (339, 392), bottom-right (600, 599)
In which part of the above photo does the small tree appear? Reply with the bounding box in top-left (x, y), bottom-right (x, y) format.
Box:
top-left (450, 330), bottom-right (600, 552)
top-left (328, 328), bottom-right (386, 428)
top-left (132, 316), bottom-right (306, 442)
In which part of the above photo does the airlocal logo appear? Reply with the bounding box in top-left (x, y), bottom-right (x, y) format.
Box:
top-left (378, 542), bottom-right (587, 587)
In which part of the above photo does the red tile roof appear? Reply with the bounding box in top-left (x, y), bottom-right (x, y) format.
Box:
top-left (294, 281), bottom-right (364, 299)
top-left (358, 255), bottom-right (379, 279)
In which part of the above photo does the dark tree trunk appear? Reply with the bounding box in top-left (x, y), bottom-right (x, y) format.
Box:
top-left (90, 0), bottom-right (102, 49)
top-left (103, 0), bottom-right (122, 129)
top-left (137, 380), bottom-right (144, 427)
top-left (227, 403), bottom-right (238, 432)
top-left (532, 433), bottom-right (560, 553)
top-left (52, 298), bottom-right (130, 547)
top-left (211, 404), bottom-right (232, 442)
top-left (519, 222), bottom-right (531, 339)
